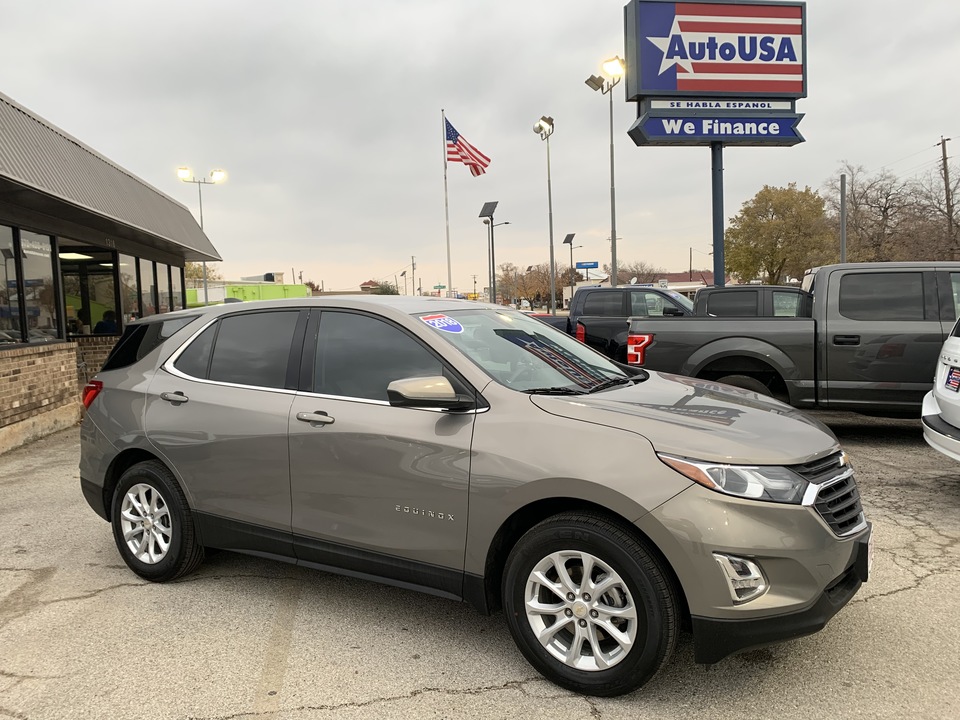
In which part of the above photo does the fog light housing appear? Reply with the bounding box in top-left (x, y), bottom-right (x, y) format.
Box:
top-left (713, 553), bottom-right (768, 604)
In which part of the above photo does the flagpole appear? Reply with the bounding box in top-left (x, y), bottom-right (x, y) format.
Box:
top-left (442, 109), bottom-right (453, 298)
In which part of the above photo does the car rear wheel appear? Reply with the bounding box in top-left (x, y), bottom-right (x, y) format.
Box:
top-left (111, 460), bottom-right (204, 582)
top-left (502, 512), bottom-right (679, 697)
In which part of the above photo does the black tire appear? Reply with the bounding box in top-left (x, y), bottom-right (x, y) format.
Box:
top-left (502, 512), bottom-right (679, 697)
top-left (111, 460), bottom-right (204, 582)
top-left (716, 373), bottom-right (771, 397)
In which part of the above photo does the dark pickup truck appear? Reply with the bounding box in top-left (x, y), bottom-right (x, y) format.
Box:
top-left (571, 263), bottom-right (960, 415)
top-left (536, 286), bottom-right (695, 356)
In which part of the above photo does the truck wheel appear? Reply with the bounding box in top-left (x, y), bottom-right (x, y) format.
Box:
top-left (716, 374), bottom-right (771, 397)
top-left (502, 512), bottom-right (679, 697)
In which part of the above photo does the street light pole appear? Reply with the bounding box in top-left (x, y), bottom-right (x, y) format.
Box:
top-left (586, 57), bottom-right (624, 287)
top-left (177, 167), bottom-right (226, 306)
top-left (534, 117), bottom-right (557, 315)
top-left (562, 233), bottom-right (581, 309)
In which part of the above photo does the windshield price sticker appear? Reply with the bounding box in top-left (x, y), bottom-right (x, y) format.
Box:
top-left (420, 314), bottom-right (464, 333)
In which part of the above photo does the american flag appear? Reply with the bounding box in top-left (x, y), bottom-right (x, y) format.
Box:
top-left (445, 119), bottom-right (491, 177)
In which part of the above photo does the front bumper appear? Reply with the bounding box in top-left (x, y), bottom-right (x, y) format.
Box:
top-left (691, 525), bottom-right (871, 664)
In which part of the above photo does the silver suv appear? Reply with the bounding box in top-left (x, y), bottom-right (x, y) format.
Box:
top-left (80, 297), bottom-right (871, 697)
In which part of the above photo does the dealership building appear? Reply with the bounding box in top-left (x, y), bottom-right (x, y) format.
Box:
top-left (0, 91), bottom-right (220, 453)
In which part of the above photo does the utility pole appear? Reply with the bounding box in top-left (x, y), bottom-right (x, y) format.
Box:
top-left (411, 256), bottom-right (417, 296)
top-left (471, 274), bottom-right (477, 299)
top-left (940, 137), bottom-right (955, 259)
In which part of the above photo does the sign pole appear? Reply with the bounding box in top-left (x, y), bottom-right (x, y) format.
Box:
top-left (711, 142), bottom-right (725, 287)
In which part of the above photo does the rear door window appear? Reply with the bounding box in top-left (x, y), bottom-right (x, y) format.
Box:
top-left (581, 292), bottom-right (624, 316)
top-left (707, 291), bottom-right (758, 316)
top-left (205, 311), bottom-right (301, 389)
top-left (773, 291), bottom-right (801, 317)
top-left (838, 273), bottom-right (925, 321)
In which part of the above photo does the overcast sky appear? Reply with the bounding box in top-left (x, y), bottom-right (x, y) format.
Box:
top-left (1, 1), bottom-right (958, 293)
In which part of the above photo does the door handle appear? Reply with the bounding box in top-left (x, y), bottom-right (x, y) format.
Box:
top-left (833, 335), bottom-right (861, 346)
top-left (159, 391), bottom-right (189, 404)
top-left (296, 411), bottom-right (335, 425)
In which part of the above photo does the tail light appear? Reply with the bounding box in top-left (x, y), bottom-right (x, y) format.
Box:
top-left (82, 380), bottom-right (103, 409)
top-left (627, 334), bottom-right (654, 365)
top-left (576, 322), bottom-right (585, 343)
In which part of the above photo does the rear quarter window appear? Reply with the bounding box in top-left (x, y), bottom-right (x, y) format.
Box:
top-left (100, 316), bottom-right (197, 371)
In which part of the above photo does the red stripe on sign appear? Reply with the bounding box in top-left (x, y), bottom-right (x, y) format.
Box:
top-left (677, 78), bottom-right (804, 92)
top-left (689, 62), bottom-right (802, 74)
top-left (678, 21), bottom-right (802, 34)
top-left (677, 3), bottom-right (802, 19)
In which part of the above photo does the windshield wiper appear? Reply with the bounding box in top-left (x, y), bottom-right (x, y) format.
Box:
top-left (521, 386), bottom-right (586, 395)
top-left (586, 376), bottom-right (641, 393)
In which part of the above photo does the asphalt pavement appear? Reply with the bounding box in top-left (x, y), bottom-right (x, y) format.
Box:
top-left (1, 414), bottom-right (958, 719)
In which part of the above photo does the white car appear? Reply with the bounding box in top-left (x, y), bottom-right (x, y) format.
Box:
top-left (921, 329), bottom-right (960, 461)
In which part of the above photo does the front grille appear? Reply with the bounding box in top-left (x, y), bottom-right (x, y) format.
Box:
top-left (791, 450), bottom-right (845, 484)
top-left (789, 451), bottom-right (865, 536)
top-left (814, 475), bottom-right (864, 535)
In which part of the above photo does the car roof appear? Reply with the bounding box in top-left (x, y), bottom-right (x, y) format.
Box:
top-left (131, 296), bottom-right (504, 325)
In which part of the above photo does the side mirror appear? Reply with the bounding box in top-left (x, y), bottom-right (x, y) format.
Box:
top-left (662, 306), bottom-right (685, 316)
top-left (387, 376), bottom-right (474, 411)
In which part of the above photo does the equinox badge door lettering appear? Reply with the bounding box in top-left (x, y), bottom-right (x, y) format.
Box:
top-left (396, 505), bottom-right (455, 521)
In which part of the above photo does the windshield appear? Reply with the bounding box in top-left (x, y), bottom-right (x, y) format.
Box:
top-left (665, 290), bottom-right (694, 312)
top-left (418, 309), bottom-right (629, 392)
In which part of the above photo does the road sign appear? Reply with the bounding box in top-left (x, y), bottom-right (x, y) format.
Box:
top-left (628, 112), bottom-right (804, 146)
top-left (575, 261), bottom-right (599, 269)
top-left (433, 284), bottom-right (446, 289)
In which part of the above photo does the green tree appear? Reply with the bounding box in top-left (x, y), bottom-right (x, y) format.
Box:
top-left (184, 262), bottom-right (223, 281)
top-left (725, 184), bottom-right (833, 284)
top-left (370, 281), bottom-right (398, 295)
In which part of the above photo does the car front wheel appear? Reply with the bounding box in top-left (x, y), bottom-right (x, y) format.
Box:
top-left (111, 460), bottom-right (204, 582)
top-left (502, 512), bottom-right (679, 697)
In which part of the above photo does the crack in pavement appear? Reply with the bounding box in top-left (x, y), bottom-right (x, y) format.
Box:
top-left (0, 706), bottom-right (29, 720)
top-left (184, 677), bottom-right (552, 720)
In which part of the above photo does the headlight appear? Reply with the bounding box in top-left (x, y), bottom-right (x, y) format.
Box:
top-left (658, 454), bottom-right (808, 504)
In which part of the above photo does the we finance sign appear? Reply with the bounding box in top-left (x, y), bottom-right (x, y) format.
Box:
top-left (625, 0), bottom-right (807, 99)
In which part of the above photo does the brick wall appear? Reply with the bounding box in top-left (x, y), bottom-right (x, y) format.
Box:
top-left (0, 343), bottom-right (79, 428)
top-left (73, 336), bottom-right (116, 387)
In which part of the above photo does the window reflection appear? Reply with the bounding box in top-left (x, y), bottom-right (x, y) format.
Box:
top-left (0, 225), bottom-right (20, 343)
top-left (20, 230), bottom-right (60, 342)
top-left (139, 258), bottom-right (156, 317)
top-left (156, 263), bottom-right (170, 313)
top-left (171, 266), bottom-right (184, 311)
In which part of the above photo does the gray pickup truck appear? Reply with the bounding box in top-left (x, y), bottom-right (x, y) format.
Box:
top-left (617, 262), bottom-right (960, 415)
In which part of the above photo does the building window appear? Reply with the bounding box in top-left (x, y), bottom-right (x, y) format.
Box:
top-left (0, 225), bottom-right (20, 343)
top-left (20, 230), bottom-right (61, 342)
top-left (156, 263), bottom-right (171, 313)
top-left (139, 258), bottom-right (156, 317)
top-left (171, 266), bottom-right (184, 311)
top-left (59, 242), bottom-right (117, 336)
top-left (118, 253), bottom-right (138, 323)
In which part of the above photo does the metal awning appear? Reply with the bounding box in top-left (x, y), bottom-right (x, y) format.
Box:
top-left (0, 92), bottom-right (220, 262)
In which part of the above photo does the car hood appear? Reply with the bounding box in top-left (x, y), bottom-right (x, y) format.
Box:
top-left (529, 371), bottom-right (838, 465)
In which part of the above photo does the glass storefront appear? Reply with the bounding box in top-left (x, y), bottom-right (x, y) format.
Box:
top-left (0, 222), bottom-right (186, 346)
